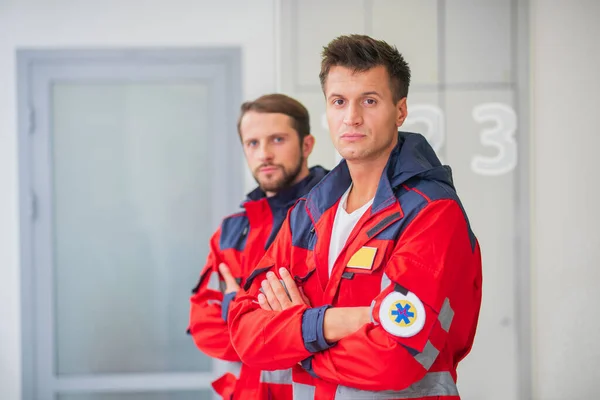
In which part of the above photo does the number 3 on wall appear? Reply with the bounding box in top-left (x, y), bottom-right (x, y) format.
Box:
top-left (404, 105), bottom-right (446, 164)
top-left (326, 102), bottom-right (518, 176)
top-left (471, 103), bottom-right (518, 176)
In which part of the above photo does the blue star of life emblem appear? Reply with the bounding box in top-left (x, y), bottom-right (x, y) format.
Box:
top-left (391, 301), bottom-right (415, 325)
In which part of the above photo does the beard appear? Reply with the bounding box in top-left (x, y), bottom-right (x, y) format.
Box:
top-left (253, 155), bottom-right (304, 194)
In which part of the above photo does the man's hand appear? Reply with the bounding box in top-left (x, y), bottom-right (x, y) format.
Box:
top-left (257, 268), bottom-right (310, 310)
top-left (218, 263), bottom-right (240, 294)
top-left (255, 267), bottom-right (369, 342)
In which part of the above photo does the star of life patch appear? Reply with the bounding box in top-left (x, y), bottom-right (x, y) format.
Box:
top-left (379, 290), bottom-right (426, 338)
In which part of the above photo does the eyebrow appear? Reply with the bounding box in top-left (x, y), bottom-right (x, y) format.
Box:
top-left (327, 93), bottom-right (344, 100)
top-left (266, 132), bottom-right (291, 138)
top-left (361, 91), bottom-right (383, 98)
top-left (244, 132), bottom-right (291, 143)
top-left (327, 91), bottom-right (383, 100)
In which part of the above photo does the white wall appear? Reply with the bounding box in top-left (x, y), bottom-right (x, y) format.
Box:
top-left (0, 1), bottom-right (277, 399)
top-left (3, 0), bottom-right (600, 399)
top-left (531, 0), bottom-right (600, 398)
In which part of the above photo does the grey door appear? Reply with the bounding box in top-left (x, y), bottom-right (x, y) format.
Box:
top-left (18, 49), bottom-right (243, 400)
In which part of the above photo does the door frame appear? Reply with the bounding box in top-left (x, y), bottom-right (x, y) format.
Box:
top-left (17, 47), bottom-right (243, 400)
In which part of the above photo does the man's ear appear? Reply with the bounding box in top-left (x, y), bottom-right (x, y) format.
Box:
top-left (302, 134), bottom-right (315, 158)
top-left (396, 97), bottom-right (408, 127)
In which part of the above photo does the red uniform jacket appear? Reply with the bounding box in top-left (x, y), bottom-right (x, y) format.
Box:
top-left (229, 133), bottom-right (482, 399)
top-left (189, 166), bottom-right (328, 399)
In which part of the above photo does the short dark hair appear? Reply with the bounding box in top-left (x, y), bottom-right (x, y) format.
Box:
top-left (319, 34), bottom-right (411, 103)
top-left (237, 93), bottom-right (310, 140)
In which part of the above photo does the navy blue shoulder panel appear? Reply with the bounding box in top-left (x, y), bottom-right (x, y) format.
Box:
top-left (219, 213), bottom-right (249, 251)
top-left (289, 200), bottom-right (317, 251)
top-left (411, 180), bottom-right (477, 250)
top-left (409, 179), bottom-right (458, 202)
top-left (374, 180), bottom-right (477, 251)
top-left (375, 185), bottom-right (429, 241)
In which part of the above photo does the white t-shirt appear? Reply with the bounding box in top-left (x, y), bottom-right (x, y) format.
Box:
top-left (328, 185), bottom-right (374, 276)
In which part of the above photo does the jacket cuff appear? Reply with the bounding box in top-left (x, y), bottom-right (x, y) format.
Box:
top-left (221, 292), bottom-right (236, 321)
top-left (301, 305), bottom-right (334, 353)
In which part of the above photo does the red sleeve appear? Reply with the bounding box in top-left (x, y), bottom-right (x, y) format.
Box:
top-left (308, 200), bottom-right (480, 391)
top-left (188, 228), bottom-right (240, 362)
top-left (228, 214), bottom-right (312, 370)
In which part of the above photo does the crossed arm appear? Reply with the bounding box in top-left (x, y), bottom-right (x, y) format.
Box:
top-left (188, 230), bottom-right (242, 361)
top-left (256, 267), bottom-right (370, 343)
top-left (229, 200), bottom-right (471, 391)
